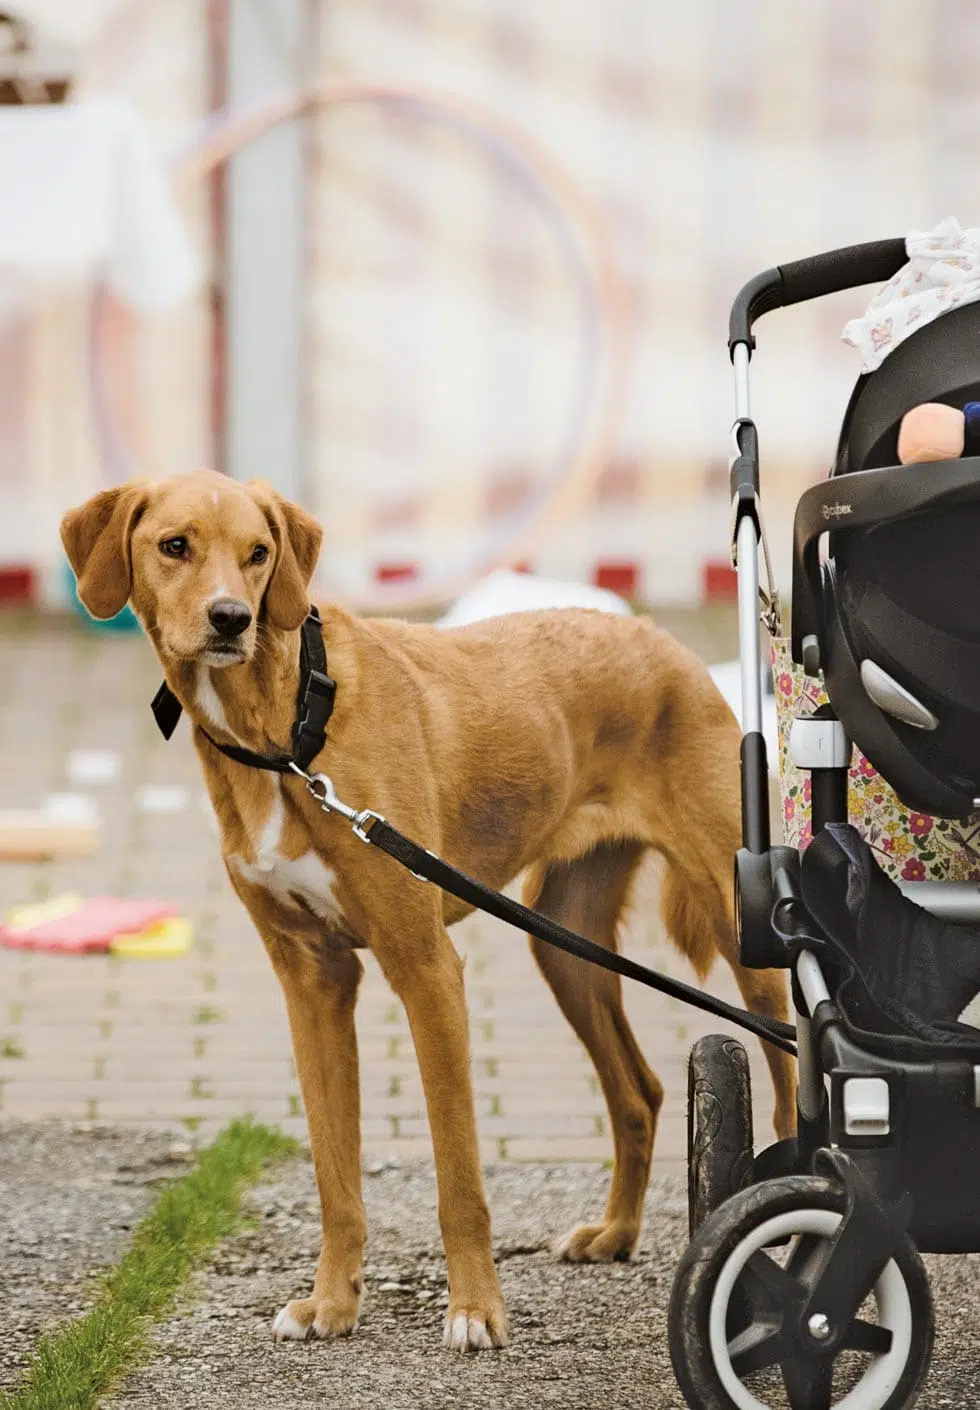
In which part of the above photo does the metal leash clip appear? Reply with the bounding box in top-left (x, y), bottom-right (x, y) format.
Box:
top-left (289, 763), bottom-right (384, 842)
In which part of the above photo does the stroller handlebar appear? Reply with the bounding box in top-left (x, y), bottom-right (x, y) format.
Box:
top-left (728, 238), bottom-right (907, 357)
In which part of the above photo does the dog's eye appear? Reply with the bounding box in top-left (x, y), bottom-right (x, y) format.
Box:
top-left (160, 537), bottom-right (188, 559)
top-left (251, 544), bottom-right (269, 565)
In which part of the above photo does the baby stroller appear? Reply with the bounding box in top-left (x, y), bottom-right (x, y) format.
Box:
top-left (667, 240), bottom-right (980, 1410)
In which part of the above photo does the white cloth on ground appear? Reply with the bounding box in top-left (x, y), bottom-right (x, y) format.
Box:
top-left (437, 569), bottom-right (631, 627)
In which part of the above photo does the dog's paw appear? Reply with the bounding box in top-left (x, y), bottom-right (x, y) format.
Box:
top-left (272, 1295), bottom-right (359, 1342)
top-left (555, 1221), bottom-right (637, 1263)
top-left (442, 1301), bottom-right (509, 1353)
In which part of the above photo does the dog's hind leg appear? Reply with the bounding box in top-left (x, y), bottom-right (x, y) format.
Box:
top-left (659, 860), bottom-right (796, 1141)
top-left (524, 840), bottom-right (663, 1263)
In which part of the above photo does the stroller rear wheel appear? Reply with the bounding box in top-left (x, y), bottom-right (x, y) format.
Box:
top-left (668, 1175), bottom-right (933, 1410)
top-left (688, 1035), bottom-right (754, 1236)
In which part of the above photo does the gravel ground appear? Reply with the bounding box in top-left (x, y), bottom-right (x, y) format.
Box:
top-left (0, 1122), bottom-right (194, 1391)
top-left (112, 1155), bottom-right (689, 1410)
top-left (3, 1123), bottom-right (980, 1410)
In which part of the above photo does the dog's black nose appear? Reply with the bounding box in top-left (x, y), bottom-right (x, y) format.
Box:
top-left (208, 598), bottom-right (252, 638)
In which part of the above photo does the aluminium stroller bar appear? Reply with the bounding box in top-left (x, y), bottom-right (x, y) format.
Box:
top-left (796, 949), bottom-right (832, 1013)
top-left (732, 340), bottom-right (751, 421)
top-left (731, 340), bottom-right (769, 853)
top-left (901, 881), bottom-right (980, 924)
top-left (735, 517), bottom-right (763, 740)
top-left (732, 341), bottom-right (761, 737)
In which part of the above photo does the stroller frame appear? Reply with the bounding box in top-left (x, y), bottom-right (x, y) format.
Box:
top-left (669, 240), bottom-right (980, 1410)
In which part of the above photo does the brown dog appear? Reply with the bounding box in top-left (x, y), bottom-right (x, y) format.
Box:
top-left (61, 469), bottom-right (794, 1353)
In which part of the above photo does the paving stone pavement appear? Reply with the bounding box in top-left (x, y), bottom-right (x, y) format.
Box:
top-left (0, 608), bottom-right (782, 1175)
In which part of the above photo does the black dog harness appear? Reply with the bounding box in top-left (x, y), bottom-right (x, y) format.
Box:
top-left (151, 606), bottom-right (796, 1056)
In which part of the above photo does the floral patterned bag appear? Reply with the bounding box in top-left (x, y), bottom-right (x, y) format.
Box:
top-left (771, 636), bottom-right (980, 884)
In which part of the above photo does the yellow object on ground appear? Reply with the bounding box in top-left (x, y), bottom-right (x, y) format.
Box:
top-left (109, 916), bottom-right (193, 958)
top-left (5, 893), bottom-right (84, 932)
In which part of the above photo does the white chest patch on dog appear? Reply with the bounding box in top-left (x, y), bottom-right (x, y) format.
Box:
top-left (230, 782), bottom-right (343, 924)
top-left (195, 666), bottom-right (237, 740)
top-left (254, 785), bottom-right (286, 872)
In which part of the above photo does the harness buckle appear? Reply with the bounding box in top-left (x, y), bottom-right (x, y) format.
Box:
top-left (292, 669), bottom-right (336, 766)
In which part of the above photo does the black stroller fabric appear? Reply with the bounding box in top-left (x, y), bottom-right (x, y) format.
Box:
top-left (800, 824), bottom-right (980, 1048)
top-left (835, 511), bottom-right (980, 797)
top-left (820, 301), bottom-right (980, 813)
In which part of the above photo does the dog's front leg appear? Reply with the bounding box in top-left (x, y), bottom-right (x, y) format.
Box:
top-left (377, 921), bottom-right (508, 1353)
top-left (264, 937), bottom-right (367, 1342)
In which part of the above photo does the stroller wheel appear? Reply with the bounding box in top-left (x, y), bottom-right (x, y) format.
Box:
top-left (668, 1175), bottom-right (933, 1410)
top-left (688, 1035), bottom-right (754, 1237)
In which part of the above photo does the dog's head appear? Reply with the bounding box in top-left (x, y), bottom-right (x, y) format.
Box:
top-left (61, 470), bottom-right (322, 667)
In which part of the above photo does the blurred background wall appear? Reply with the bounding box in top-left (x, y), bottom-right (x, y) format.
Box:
top-left (0, 0), bottom-right (976, 611)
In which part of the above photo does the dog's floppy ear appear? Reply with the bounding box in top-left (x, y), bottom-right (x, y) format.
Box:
top-left (60, 483), bottom-right (148, 620)
top-left (249, 481), bottom-right (322, 631)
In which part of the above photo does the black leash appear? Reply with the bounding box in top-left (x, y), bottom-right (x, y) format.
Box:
top-left (363, 811), bottom-right (795, 1055)
top-left (288, 772), bottom-right (797, 1056)
top-left (151, 608), bottom-right (796, 1057)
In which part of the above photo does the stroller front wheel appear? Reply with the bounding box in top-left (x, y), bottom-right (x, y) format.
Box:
top-left (668, 1176), bottom-right (933, 1410)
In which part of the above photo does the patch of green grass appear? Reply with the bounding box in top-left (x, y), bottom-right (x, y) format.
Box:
top-left (1, 1036), bottom-right (24, 1059)
top-left (0, 1119), bottom-right (296, 1410)
top-left (192, 1005), bottom-right (221, 1025)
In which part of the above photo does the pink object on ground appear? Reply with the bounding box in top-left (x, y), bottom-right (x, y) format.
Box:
top-left (0, 896), bottom-right (177, 953)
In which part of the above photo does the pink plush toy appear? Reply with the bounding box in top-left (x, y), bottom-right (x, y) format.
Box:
top-left (897, 401), bottom-right (980, 464)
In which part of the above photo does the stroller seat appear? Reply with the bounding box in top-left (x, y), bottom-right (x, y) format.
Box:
top-left (794, 299), bottom-right (980, 819)
top-left (800, 823), bottom-right (980, 1054)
